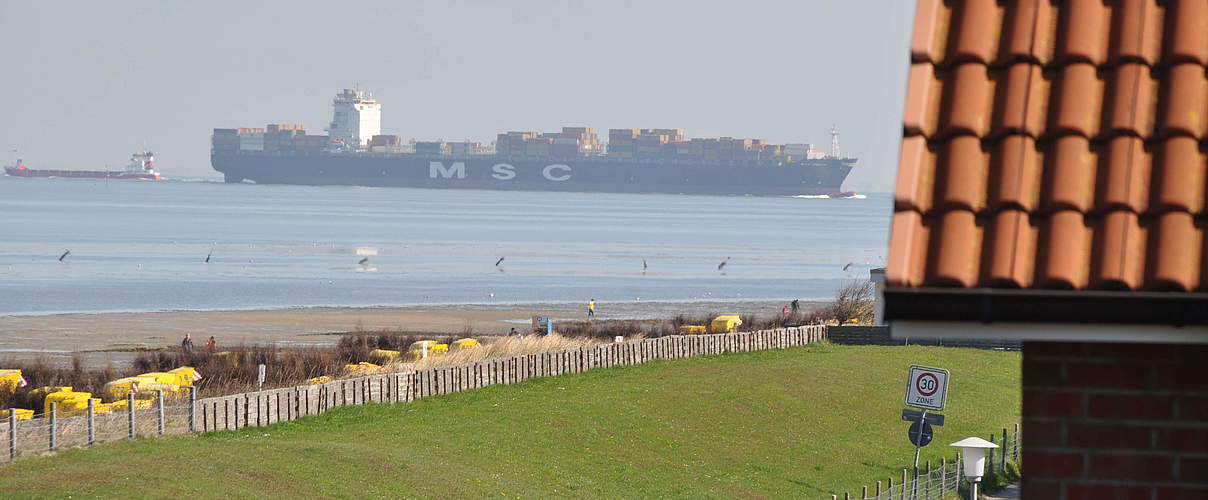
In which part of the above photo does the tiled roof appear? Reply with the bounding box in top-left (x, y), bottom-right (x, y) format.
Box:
top-left (888, 0), bottom-right (1208, 293)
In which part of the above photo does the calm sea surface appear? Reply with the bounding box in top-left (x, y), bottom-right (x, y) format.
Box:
top-left (0, 177), bottom-right (890, 316)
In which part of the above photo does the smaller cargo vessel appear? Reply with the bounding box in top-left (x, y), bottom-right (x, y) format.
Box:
top-left (4, 151), bottom-right (161, 180)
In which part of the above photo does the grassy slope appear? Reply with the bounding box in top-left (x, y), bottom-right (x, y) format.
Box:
top-left (0, 344), bottom-right (1019, 499)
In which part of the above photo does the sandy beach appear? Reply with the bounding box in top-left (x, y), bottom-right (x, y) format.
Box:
top-left (0, 300), bottom-right (805, 367)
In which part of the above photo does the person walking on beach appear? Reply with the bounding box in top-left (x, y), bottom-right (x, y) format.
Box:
top-left (181, 333), bottom-right (194, 351)
top-left (205, 336), bottom-right (216, 353)
top-left (791, 299), bottom-right (800, 313)
top-left (587, 299), bottom-right (596, 318)
top-left (509, 327), bottom-right (520, 339)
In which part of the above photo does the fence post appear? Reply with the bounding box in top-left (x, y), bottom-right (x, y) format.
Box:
top-left (8, 408), bottom-right (16, 460)
top-left (987, 433), bottom-right (995, 476)
top-left (187, 385), bottom-right (197, 433)
top-left (87, 398), bottom-right (96, 446)
top-left (924, 460), bottom-right (931, 499)
top-left (940, 457), bottom-right (947, 497)
top-left (887, 476), bottom-right (894, 500)
top-left (1013, 423), bottom-right (1020, 463)
top-left (156, 390), bottom-right (165, 436)
top-left (127, 392), bottom-right (136, 439)
top-left (1001, 427), bottom-right (1009, 472)
top-left (49, 402), bottom-right (57, 452)
top-left (844, 493), bottom-right (849, 500)
top-left (876, 480), bottom-right (882, 499)
top-left (901, 469), bottom-right (907, 500)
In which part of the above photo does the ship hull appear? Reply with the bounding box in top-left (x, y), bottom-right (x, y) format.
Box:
top-left (3, 167), bottom-right (159, 180)
top-left (210, 151), bottom-right (854, 196)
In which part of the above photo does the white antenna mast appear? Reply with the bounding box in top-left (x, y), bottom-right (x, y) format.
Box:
top-left (830, 125), bottom-right (841, 159)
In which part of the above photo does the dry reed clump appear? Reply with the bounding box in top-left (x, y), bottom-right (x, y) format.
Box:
top-left (555, 319), bottom-right (678, 339)
top-left (406, 334), bottom-right (609, 371)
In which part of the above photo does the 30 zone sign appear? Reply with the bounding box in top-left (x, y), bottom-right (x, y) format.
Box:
top-left (904, 365), bottom-right (949, 411)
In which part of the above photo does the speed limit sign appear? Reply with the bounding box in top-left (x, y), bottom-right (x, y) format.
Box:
top-left (905, 365), bottom-right (949, 411)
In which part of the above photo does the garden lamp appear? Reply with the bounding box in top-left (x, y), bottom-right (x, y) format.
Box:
top-left (950, 437), bottom-right (999, 500)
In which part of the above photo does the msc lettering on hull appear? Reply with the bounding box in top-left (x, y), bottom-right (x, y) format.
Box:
top-left (429, 161), bottom-right (466, 179)
top-left (491, 163), bottom-right (516, 180)
top-left (430, 161), bottom-right (573, 182)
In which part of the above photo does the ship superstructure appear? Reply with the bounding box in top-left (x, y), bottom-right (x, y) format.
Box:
top-left (326, 88), bottom-right (381, 148)
top-left (211, 89), bottom-right (855, 196)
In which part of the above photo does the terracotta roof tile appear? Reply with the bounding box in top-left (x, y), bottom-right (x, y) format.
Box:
top-left (1089, 209), bottom-right (1147, 289)
top-left (998, 0), bottom-right (1057, 66)
top-left (1036, 209), bottom-right (1092, 289)
top-left (1054, 0), bottom-right (1112, 66)
top-left (991, 63), bottom-right (1050, 138)
top-left (935, 135), bottom-right (990, 211)
top-left (1040, 135), bottom-right (1097, 213)
top-left (947, 0), bottom-right (1005, 65)
top-left (926, 210), bottom-right (984, 287)
top-left (989, 135), bottom-right (1044, 212)
top-left (1093, 135), bottom-right (1152, 214)
top-left (890, 0), bottom-right (1208, 293)
top-left (1150, 136), bottom-right (1206, 213)
top-left (984, 209), bottom-right (1038, 287)
top-left (1146, 210), bottom-right (1202, 290)
top-left (894, 135), bottom-right (937, 212)
top-left (1162, 0), bottom-right (1208, 66)
top-left (1155, 62), bottom-right (1208, 139)
top-left (1047, 62), bottom-right (1105, 138)
top-left (1106, 0), bottom-right (1164, 67)
top-left (939, 63), bottom-right (995, 137)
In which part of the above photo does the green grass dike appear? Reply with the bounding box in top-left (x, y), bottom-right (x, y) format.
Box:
top-left (0, 342), bottom-right (1020, 499)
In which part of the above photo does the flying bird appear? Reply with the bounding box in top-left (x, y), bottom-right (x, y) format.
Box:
top-left (717, 257), bottom-right (730, 271)
top-left (495, 257), bottom-right (505, 267)
top-left (642, 259), bottom-right (647, 270)
top-left (358, 257), bottom-right (369, 265)
top-left (843, 262), bottom-right (852, 271)
top-left (58, 250), bottom-right (70, 262)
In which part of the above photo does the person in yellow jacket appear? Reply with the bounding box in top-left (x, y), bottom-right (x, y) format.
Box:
top-left (587, 299), bottom-right (596, 318)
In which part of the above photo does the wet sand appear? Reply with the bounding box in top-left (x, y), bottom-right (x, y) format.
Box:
top-left (0, 300), bottom-right (807, 367)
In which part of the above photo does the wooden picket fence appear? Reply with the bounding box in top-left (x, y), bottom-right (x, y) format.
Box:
top-left (3, 326), bottom-right (827, 462)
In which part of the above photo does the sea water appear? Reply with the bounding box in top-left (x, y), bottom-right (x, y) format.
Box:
top-left (0, 176), bottom-right (890, 315)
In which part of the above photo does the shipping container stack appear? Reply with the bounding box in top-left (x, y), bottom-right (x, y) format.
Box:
top-left (369, 135), bottom-right (402, 153)
top-left (293, 134), bottom-right (327, 153)
top-left (414, 141), bottom-right (447, 156)
top-left (263, 124), bottom-right (306, 152)
top-left (524, 136), bottom-right (553, 157)
top-left (447, 141), bottom-right (481, 157)
top-left (550, 127), bottom-right (600, 158)
top-left (495, 132), bottom-right (540, 157)
top-left (606, 129), bottom-right (639, 159)
top-left (211, 129), bottom-right (240, 152)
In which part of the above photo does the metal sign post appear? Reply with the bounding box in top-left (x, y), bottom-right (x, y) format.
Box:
top-left (902, 365), bottom-right (950, 500)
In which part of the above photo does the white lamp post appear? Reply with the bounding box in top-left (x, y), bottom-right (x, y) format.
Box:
top-left (950, 437), bottom-right (999, 500)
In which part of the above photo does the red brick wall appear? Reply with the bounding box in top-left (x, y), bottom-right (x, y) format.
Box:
top-left (1022, 341), bottom-right (1208, 499)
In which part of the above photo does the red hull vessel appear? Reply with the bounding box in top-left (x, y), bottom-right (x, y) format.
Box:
top-left (4, 152), bottom-right (161, 180)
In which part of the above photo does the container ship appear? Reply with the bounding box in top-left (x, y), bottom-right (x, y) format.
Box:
top-left (4, 152), bottom-right (160, 180)
top-left (210, 89), bottom-right (855, 196)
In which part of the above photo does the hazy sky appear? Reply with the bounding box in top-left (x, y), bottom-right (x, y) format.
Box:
top-left (1, 1), bottom-right (914, 192)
